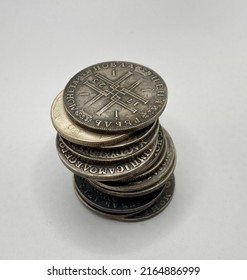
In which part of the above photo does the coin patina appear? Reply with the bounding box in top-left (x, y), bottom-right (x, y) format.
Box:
top-left (63, 61), bottom-right (167, 133)
top-left (74, 175), bottom-right (165, 214)
top-left (75, 174), bottom-right (175, 222)
top-left (51, 91), bottom-right (129, 146)
top-left (56, 134), bottom-right (157, 181)
top-left (89, 128), bottom-right (176, 193)
top-left (59, 120), bottom-right (159, 163)
top-left (51, 61), bottom-right (176, 222)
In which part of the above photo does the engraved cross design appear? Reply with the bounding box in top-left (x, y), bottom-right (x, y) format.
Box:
top-left (83, 71), bottom-right (148, 116)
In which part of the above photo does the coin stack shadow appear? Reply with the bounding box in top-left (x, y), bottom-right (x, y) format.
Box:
top-left (51, 63), bottom-right (176, 222)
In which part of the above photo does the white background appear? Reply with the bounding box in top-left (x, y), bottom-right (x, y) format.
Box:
top-left (0, 0), bottom-right (246, 259)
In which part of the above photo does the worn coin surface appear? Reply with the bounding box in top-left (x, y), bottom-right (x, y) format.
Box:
top-left (121, 174), bottom-right (175, 222)
top-left (75, 174), bottom-right (175, 222)
top-left (90, 128), bottom-right (176, 194)
top-left (63, 61), bottom-right (167, 133)
top-left (74, 184), bottom-right (143, 219)
top-left (60, 119), bottom-right (159, 163)
top-left (74, 175), bottom-right (164, 214)
top-left (56, 134), bottom-right (157, 181)
top-left (91, 157), bottom-right (176, 197)
top-left (124, 126), bottom-right (173, 183)
top-left (101, 120), bottom-right (158, 149)
top-left (51, 91), bottom-right (129, 146)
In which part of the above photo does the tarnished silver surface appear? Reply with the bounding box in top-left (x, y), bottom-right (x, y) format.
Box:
top-left (132, 124), bottom-right (167, 175)
top-left (74, 175), bottom-right (164, 214)
top-left (51, 91), bottom-right (129, 146)
top-left (101, 120), bottom-right (158, 149)
top-left (63, 61), bottom-right (167, 133)
top-left (90, 157), bottom-right (176, 197)
top-left (52, 61), bottom-right (177, 222)
top-left (74, 184), bottom-right (141, 219)
top-left (74, 174), bottom-right (175, 222)
top-left (89, 127), bottom-right (176, 194)
top-left (59, 120), bottom-right (159, 163)
top-left (122, 174), bottom-right (175, 222)
top-left (124, 127), bottom-right (174, 183)
top-left (56, 133), bottom-right (157, 181)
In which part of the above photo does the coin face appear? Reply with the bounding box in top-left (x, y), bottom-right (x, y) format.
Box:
top-left (51, 91), bottom-right (129, 146)
top-left (63, 61), bottom-right (167, 133)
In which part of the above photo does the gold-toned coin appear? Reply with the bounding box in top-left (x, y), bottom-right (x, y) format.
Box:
top-left (50, 91), bottom-right (129, 146)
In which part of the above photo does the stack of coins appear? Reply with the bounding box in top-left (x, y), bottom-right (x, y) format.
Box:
top-left (51, 61), bottom-right (176, 221)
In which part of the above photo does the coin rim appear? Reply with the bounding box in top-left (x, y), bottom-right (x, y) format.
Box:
top-left (74, 174), bottom-right (175, 222)
top-left (63, 61), bottom-right (168, 133)
top-left (60, 120), bottom-right (159, 163)
top-left (51, 91), bottom-right (130, 146)
top-left (74, 175), bottom-right (165, 214)
top-left (56, 133), bottom-right (158, 181)
top-left (89, 127), bottom-right (176, 192)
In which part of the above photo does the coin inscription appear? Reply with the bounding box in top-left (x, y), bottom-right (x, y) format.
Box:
top-left (90, 128), bottom-right (176, 194)
top-left (56, 134), bottom-right (157, 180)
top-left (74, 175), bottom-right (164, 214)
top-left (63, 61), bottom-right (167, 132)
top-left (74, 174), bottom-right (175, 221)
top-left (51, 91), bottom-right (129, 146)
top-left (51, 61), bottom-right (176, 222)
top-left (60, 120), bottom-right (159, 163)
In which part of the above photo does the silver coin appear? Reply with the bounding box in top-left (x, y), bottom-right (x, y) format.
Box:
top-left (51, 91), bottom-right (129, 146)
top-left (56, 133), bottom-right (157, 181)
top-left (59, 120), bottom-right (159, 163)
top-left (89, 127), bottom-right (175, 193)
top-left (74, 174), bottom-right (175, 222)
top-left (91, 157), bottom-right (176, 197)
top-left (101, 120), bottom-right (158, 149)
top-left (121, 174), bottom-right (175, 222)
top-left (123, 126), bottom-right (171, 183)
top-left (74, 175), bottom-right (165, 214)
top-left (63, 61), bottom-right (167, 133)
top-left (131, 124), bottom-right (168, 176)
top-left (74, 185), bottom-right (142, 219)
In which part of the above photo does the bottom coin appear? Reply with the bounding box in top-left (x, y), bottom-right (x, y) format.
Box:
top-left (74, 174), bottom-right (175, 222)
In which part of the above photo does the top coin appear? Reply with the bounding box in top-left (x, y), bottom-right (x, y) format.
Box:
top-left (63, 61), bottom-right (168, 133)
